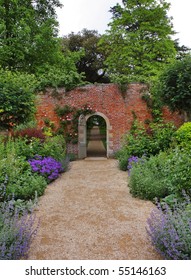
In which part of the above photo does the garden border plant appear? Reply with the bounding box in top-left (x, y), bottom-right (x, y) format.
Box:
top-left (117, 117), bottom-right (176, 171)
top-left (0, 128), bottom-right (69, 259)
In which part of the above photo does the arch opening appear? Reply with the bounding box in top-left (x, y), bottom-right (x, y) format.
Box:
top-left (78, 112), bottom-right (112, 159)
top-left (87, 115), bottom-right (107, 157)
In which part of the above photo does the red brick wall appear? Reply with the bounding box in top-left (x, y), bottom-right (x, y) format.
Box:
top-left (35, 83), bottom-right (184, 154)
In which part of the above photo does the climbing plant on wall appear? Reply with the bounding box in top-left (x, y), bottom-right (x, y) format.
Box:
top-left (55, 104), bottom-right (95, 144)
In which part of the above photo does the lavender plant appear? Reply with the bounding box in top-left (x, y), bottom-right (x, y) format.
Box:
top-left (0, 199), bottom-right (38, 260)
top-left (147, 196), bottom-right (191, 260)
top-left (28, 156), bottom-right (64, 182)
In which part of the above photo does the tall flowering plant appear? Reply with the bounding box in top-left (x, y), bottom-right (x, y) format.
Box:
top-left (0, 199), bottom-right (38, 259)
top-left (147, 196), bottom-right (191, 260)
top-left (0, 179), bottom-right (38, 260)
top-left (28, 156), bottom-right (64, 182)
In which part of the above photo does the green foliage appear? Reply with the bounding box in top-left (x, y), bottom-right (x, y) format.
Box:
top-left (11, 134), bottom-right (66, 162)
top-left (117, 120), bottom-right (175, 170)
top-left (174, 122), bottom-right (191, 149)
top-left (0, 133), bottom-right (66, 201)
top-left (41, 135), bottom-right (66, 161)
top-left (0, 153), bottom-right (47, 200)
top-left (155, 56), bottom-right (191, 120)
top-left (0, 1), bottom-right (83, 91)
top-left (129, 152), bottom-right (169, 200)
top-left (63, 29), bottom-right (109, 83)
top-left (0, 69), bottom-right (37, 130)
top-left (162, 149), bottom-right (191, 196)
top-left (0, 0), bottom-right (62, 72)
top-left (129, 148), bottom-right (191, 201)
top-left (100, 0), bottom-right (176, 84)
top-left (35, 50), bottom-right (84, 91)
top-left (10, 137), bottom-right (44, 160)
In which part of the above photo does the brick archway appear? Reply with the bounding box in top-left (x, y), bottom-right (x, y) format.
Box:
top-left (78, 112), bottom-right (113, 158)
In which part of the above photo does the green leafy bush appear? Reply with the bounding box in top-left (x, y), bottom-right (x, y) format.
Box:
top-left (0, 154), bottom-right (47, 200)
top-left (155, 56), bottom-right (191, 121)
top-left (129, 152), bottom-right (169, 200)
top-left (129, 148), bottom-right (191, 201)
top-left (0, 134), bottom-right (67, 201)
top-left (41, 135), bottom-right (66, 161)
top-left (117, 121), bottom-right (175, 170)
top-left (162, 149), bottom-right (191, 196)
top-left (8, 134), bottom-right (66, 161)
top-left (174, 122), bottom-right (191, 149)
top-left (0, 69), bottom-right (37, 131)
top-left (35, 51), bottom-right (84, 91)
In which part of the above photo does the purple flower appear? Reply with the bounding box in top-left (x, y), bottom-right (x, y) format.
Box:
top-left (0, 200), bottom-right (38, 260)
top-left (147, 197), bottom-right (191, 260)
top-left (127, 156), bottom-right (143, 175)
top-left (28, 156), bottom-right (64, 182)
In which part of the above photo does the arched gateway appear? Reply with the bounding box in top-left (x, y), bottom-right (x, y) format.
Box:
top-left (78, 112), bottom-right (113, 158)
top-left (36, 84), bottom-right (183, 158)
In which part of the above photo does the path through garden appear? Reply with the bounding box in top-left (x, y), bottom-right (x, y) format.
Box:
top-left (87, 126), bottom-right (106, 157)
top-left (28, 159), bottom-right (162, 260)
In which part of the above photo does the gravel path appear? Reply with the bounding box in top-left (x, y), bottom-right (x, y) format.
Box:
top-left (28, 159), bottom-right (161, 260)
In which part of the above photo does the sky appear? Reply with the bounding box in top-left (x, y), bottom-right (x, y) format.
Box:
top-left (56, 0), bottom-right (191, 47)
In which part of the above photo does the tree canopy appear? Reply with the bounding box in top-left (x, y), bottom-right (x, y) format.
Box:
top-left (0, 0), bottom-right (85, 130)
top-left (100, 0), bottom-right (177, 84)
top-left (155, 56), bottom-right (191, 121)
top-left (0, 0), bottom-right (62, 72)
top-left (0, 69), bottom-right (37, 131)
top-left (62, 29), bottom-right (109, 83)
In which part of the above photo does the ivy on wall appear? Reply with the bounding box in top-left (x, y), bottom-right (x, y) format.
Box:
top-left (55, 104), bottom-right (95, 144)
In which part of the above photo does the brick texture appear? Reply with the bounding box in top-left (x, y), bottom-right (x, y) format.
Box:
top-left (36, 83), bottom-right (184, 155)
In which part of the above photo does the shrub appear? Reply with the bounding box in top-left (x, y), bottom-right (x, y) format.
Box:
top-left (0, 153), bottom-right (47, 200)
top-left (28, 156), bottom-right (64, 183)
top-left (117, 121), bottom-right (175, 170)
top-left (129, 148), bottom-right (191, 201)
top-left (0, 200), bottom-right (38, 260)
top-left (147, 197), bottom-right (191, 260)
top-left (41, 135), bottom-right (66, 161)
top-left (6, 171), bottom-right (47, 200)
top-left (3, 134), bottom-right (66, 161)
top-left (161, 148), bottom-right (191, 196)
top-left (0, 135), bottom-right (67, 201)
top-left (174, 122), bottom-right (191, 149)
top-left (0, 69), bottom-right (37, 131)
top-left (155, 56), bottom-right (191, 121)
top-left (129, 152), bottom-right (169, 200)
top-left (12, 137), bottom-right (44, 160)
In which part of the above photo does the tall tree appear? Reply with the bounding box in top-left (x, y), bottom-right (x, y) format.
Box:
top-left (174, 40), bottom-right (191, 60)
top-left (155, 56), bottom-right (191, 121)
top-left (62, 29), bottom-right (109, 83)
top-left (100, 0), bottom-right (176, 84)
top-left (0, 0), bottom-right (62, 72)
